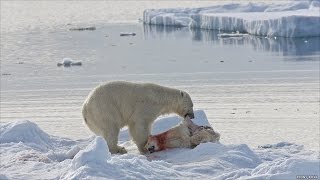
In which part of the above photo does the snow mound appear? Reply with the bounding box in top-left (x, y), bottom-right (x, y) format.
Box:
top-left (62, 137), bottom-right (182, 180)
top-left (0, 120), bottom-right (51, 148)
top-left (1, 111), bottom-right (319, 179)
top-left (71, 136), bottom-right (111, 169)
top-left (143, 1), bottom-right (320, 37)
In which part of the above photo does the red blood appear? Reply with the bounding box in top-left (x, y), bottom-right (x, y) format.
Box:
top-left (151, 131), bottom-right (169, 151)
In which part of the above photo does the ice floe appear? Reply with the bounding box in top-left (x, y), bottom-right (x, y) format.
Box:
top-left (143, 1), bottom-right (320, 37)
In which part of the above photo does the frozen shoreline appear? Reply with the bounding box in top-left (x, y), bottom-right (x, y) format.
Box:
top-left (1, 111), bottom-right (319, 179)
top-left (143, 1), bottom-right (320, 37)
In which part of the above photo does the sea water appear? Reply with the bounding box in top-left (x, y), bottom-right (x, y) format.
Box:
top-left (1, 1), bottom-right (319, 151)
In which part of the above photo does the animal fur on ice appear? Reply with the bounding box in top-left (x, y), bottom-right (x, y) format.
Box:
top-left (145, 116), bottom-right (220, 152)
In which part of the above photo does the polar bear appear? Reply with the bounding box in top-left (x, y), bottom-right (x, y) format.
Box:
top-left (82, 81), bottom-right (194, 154)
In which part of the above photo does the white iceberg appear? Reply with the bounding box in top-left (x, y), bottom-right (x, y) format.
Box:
top-left (143, 1), bottom-right (320, 37)
top-left (1, 110), bottom-right (319, 179)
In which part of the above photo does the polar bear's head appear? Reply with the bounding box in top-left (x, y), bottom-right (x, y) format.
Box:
top-left (176, 91), bottom-right (194, 119)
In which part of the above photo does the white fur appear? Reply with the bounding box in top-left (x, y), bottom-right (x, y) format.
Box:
top-left (82, 81), bottom-right (194, 154)
top-left (145, 119), bottom-right (220, 153)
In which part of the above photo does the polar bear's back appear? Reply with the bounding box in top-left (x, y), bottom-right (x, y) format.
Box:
top-left (83, 81), bottom-right (138, 123)
top-left (82, 81), bottom-right (176, 128)
top-left (86, 81), bottom-right (179, 106)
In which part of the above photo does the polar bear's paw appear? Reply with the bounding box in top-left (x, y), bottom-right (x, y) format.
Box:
top-left (116, 146), bottom-right (127, 154)
top-left (109, 145), bottom-right (127, 154)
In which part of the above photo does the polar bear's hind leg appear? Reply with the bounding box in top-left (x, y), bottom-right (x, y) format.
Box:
top-left (102, 124), bottom-right (127, 154)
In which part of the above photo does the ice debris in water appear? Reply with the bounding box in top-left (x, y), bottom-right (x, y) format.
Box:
top-left (120, 32), bottom-right (136, 36)
top-left (69, 26), bottom-right (96, 31)
top-left (57, 58), bottom-right (82, 67)
top-left (218, 31), bottom-right (249, 38)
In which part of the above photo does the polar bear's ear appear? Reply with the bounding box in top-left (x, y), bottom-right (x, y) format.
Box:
top-left (180, 91), bottom-right (184, 97)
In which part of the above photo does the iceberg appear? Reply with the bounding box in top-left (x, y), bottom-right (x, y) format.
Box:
top-left (143, 1), bottom-right (320, 37)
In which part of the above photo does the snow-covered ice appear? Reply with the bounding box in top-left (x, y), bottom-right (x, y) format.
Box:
top-left (143, 1), bottom-right (320, 37)
top-left (1, 110), bottom-right (319, 179)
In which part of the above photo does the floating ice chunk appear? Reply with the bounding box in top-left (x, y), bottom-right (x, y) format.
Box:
top-left (120, 32), bottom-right (136, 36)
top-left (57, 58), bottom-right (82, 67)
top-left (218, 32), bottom-right (249, 38)
top-left (69, 26), bottom-right (96, 31)
top-left (60, 58), bottom-right (72, 66)
top-left (190, 10), bottom-right (320, 37)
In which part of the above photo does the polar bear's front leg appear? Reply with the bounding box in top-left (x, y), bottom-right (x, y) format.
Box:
top-left (129, 121), bottom-right (152, 154)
